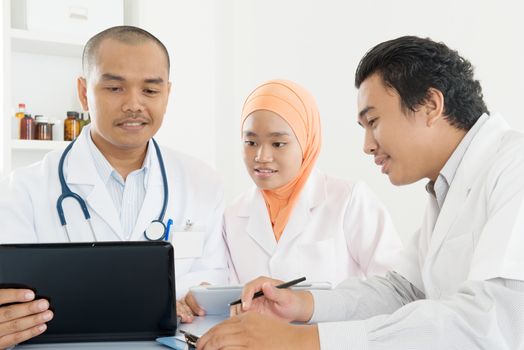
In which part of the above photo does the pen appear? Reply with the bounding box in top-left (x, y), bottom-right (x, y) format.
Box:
top-left (180, 329), bottom-right (199, 347)
top-left (165, 219), bottom-right (173, 241)
top-left (229, 276), bottom-right (306, 306)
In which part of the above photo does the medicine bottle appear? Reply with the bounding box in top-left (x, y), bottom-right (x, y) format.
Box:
top-left (83, 112), bottom-right (91, 126)
top-left (15, 103), bottom-right (26, 119)
top-left (19, 114), bottom-right (35, 140)
top-left (64, 111), bottom-right (81, 141)
top-left (35, 115), bottom-right (54, 141)
top-left (78, 112), bottom-right (90, 132)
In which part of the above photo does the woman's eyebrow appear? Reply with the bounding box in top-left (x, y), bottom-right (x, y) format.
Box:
top-left (242, 131), bottom-right (290, 137)
top-left (269, 132), bottom-right (290, 137)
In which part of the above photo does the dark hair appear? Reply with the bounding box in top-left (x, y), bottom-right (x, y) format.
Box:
top-left (82, 25), bottom-right (170, 77)
top-left (355, 36), bottom-right (488, 130)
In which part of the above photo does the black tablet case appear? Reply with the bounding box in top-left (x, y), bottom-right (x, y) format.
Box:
top-left (0, 241), bottom-right (177, 343)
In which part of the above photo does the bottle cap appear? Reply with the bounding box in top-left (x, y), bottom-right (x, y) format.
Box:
top-left (35, 115), bottom-right (50, 123)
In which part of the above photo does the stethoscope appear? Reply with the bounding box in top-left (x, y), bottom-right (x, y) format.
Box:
top-left (56, 137), bottom-right (169, 242)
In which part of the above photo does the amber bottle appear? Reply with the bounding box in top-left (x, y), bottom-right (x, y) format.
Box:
top-left (19, 114), bottom-right (35, 140)
top-left (64, 111), bottom-right (81, 141)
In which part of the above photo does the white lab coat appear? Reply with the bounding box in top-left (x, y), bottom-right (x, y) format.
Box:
top-left (0, 127), bottom-right (228, 297)
top-left (224, 170), bottom-right (403, 286)
top-left (313, 113), bottom-right (524, 349)
top-left (396, 113), bottom-right (524, 295)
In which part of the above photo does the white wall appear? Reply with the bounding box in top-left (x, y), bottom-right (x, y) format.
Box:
top-left (5, 0), bottom-right (524, 240)
top-left (108, 0), bottom-right (524, 240)
top-left (135, 0), bottom-right (218, 169)
top-left (0, 2), bottom-right (6, 175)
top-left (209, 0), bottom-right (524, 240)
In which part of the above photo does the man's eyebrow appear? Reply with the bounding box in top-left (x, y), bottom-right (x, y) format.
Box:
top-left (358, 106), bottom-right (374, 119)
top-left (101, 73), bottom-right (124, 81)
top-left (144, 77), bottom-right (164, 84)
top-left (100, 74), bottom-right (165, 84)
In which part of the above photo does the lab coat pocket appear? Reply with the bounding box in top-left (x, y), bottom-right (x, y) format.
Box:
top-left (171, 230), bottom-right (205, 259)
top-left (297, 238), bottom-right (336, 283)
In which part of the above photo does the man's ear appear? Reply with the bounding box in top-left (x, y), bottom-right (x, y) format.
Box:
top-left (77, 77), bottom-right (89, 111)
top-left (167, 81), bottom-right (172, 95)
top-left (424, 88), bottom-right (445, 127)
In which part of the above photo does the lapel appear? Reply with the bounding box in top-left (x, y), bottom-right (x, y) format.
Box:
top-left (419, 193), bottom-right (439, 277)
top-left (65, 127), bottom-right (122, 239)
top-left (278, 171), bottom-right (326, 247)
top-left (130, 142), bottom-right (164, 240)
top-left (240, 170), bottom-right (326, 255)
top-left (241, 188), bottom-right (277, 255)
top-left (427, 114), bottom-right (510, 256)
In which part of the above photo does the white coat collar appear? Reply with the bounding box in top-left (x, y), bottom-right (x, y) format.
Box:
top-left (427, 113), bottom-right (510, 256)
top-left (64, 126), bottom-right (164, 240)
top-left (65, 126), bottom-right (99, 185)
top-left (129, 142), bottom-right (164, 240)
top-left (240, 169), bottom-right (327, 255)
top-left (63, 126), bottom-right (121, 238)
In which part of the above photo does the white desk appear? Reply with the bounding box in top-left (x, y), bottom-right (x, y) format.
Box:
top-left (17, 315), bottom-right (227, 349)
top-left (18, 341), bottom-right (165, 349)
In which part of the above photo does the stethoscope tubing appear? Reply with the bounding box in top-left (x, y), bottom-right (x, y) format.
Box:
top-left (56, 137), bottom-right (169, 241)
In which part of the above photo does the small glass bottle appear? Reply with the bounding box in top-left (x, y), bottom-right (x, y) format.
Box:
top-left (64, 111), bottom-right (81, 141)
top-left (83, 112), bottom-right (91, 126)
top-left (19, 114), bottom-right (35, 140)
top-left (15, 103), bottom-right (26, 119)
top-left (35, 115), bottom-right (54, 141)
top-left (78, 112), bottom-right (88, 132)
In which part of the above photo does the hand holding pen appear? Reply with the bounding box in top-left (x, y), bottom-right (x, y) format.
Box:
top-left (229, 277), bottom-right (306, 306)
top-left (229, 276), bottom-right (314, 323)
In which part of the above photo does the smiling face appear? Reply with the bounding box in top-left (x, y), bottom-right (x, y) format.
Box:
top-left (77, 38), bottom-right (171, 156)
top-left (357, 73), bottom-right (448, 185)
top-left (242, 110), bottom-right (303, 190)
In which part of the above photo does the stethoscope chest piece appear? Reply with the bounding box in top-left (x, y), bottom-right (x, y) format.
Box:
top-left (144, 220), bottom-right (167, 241)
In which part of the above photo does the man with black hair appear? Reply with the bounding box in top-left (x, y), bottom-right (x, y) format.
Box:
top-left (0, 26), bottom-right (227, 347)
top-left (198, 36), bottom-right (524, 350)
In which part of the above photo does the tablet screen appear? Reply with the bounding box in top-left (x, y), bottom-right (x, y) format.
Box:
top-left (0, 241), bottom-right (177, 343)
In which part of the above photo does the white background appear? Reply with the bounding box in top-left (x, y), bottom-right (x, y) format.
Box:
top-left (3, 0), bottom-right (524, 241)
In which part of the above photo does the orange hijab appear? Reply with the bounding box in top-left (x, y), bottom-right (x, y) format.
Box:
top-left (241, 80), bottom-right (321, 241)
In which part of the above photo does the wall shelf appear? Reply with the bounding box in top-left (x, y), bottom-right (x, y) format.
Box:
top-left (11, 139), bottom-right (70, 151)
top-left (2, 0), bottom-right (139, 176)
top-left (10, 28), bottom-right (84, 57)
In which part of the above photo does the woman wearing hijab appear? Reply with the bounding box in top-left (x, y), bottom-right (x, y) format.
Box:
top-left (224, 79), bottom-right (402, 286)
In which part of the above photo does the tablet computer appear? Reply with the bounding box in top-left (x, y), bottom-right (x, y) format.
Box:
top-left (190, 285), bottom-right (242, 315)
top-left (190, 281), bottom-right (332, 315)
top-left (0, 241), bottom-right (177, 344)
